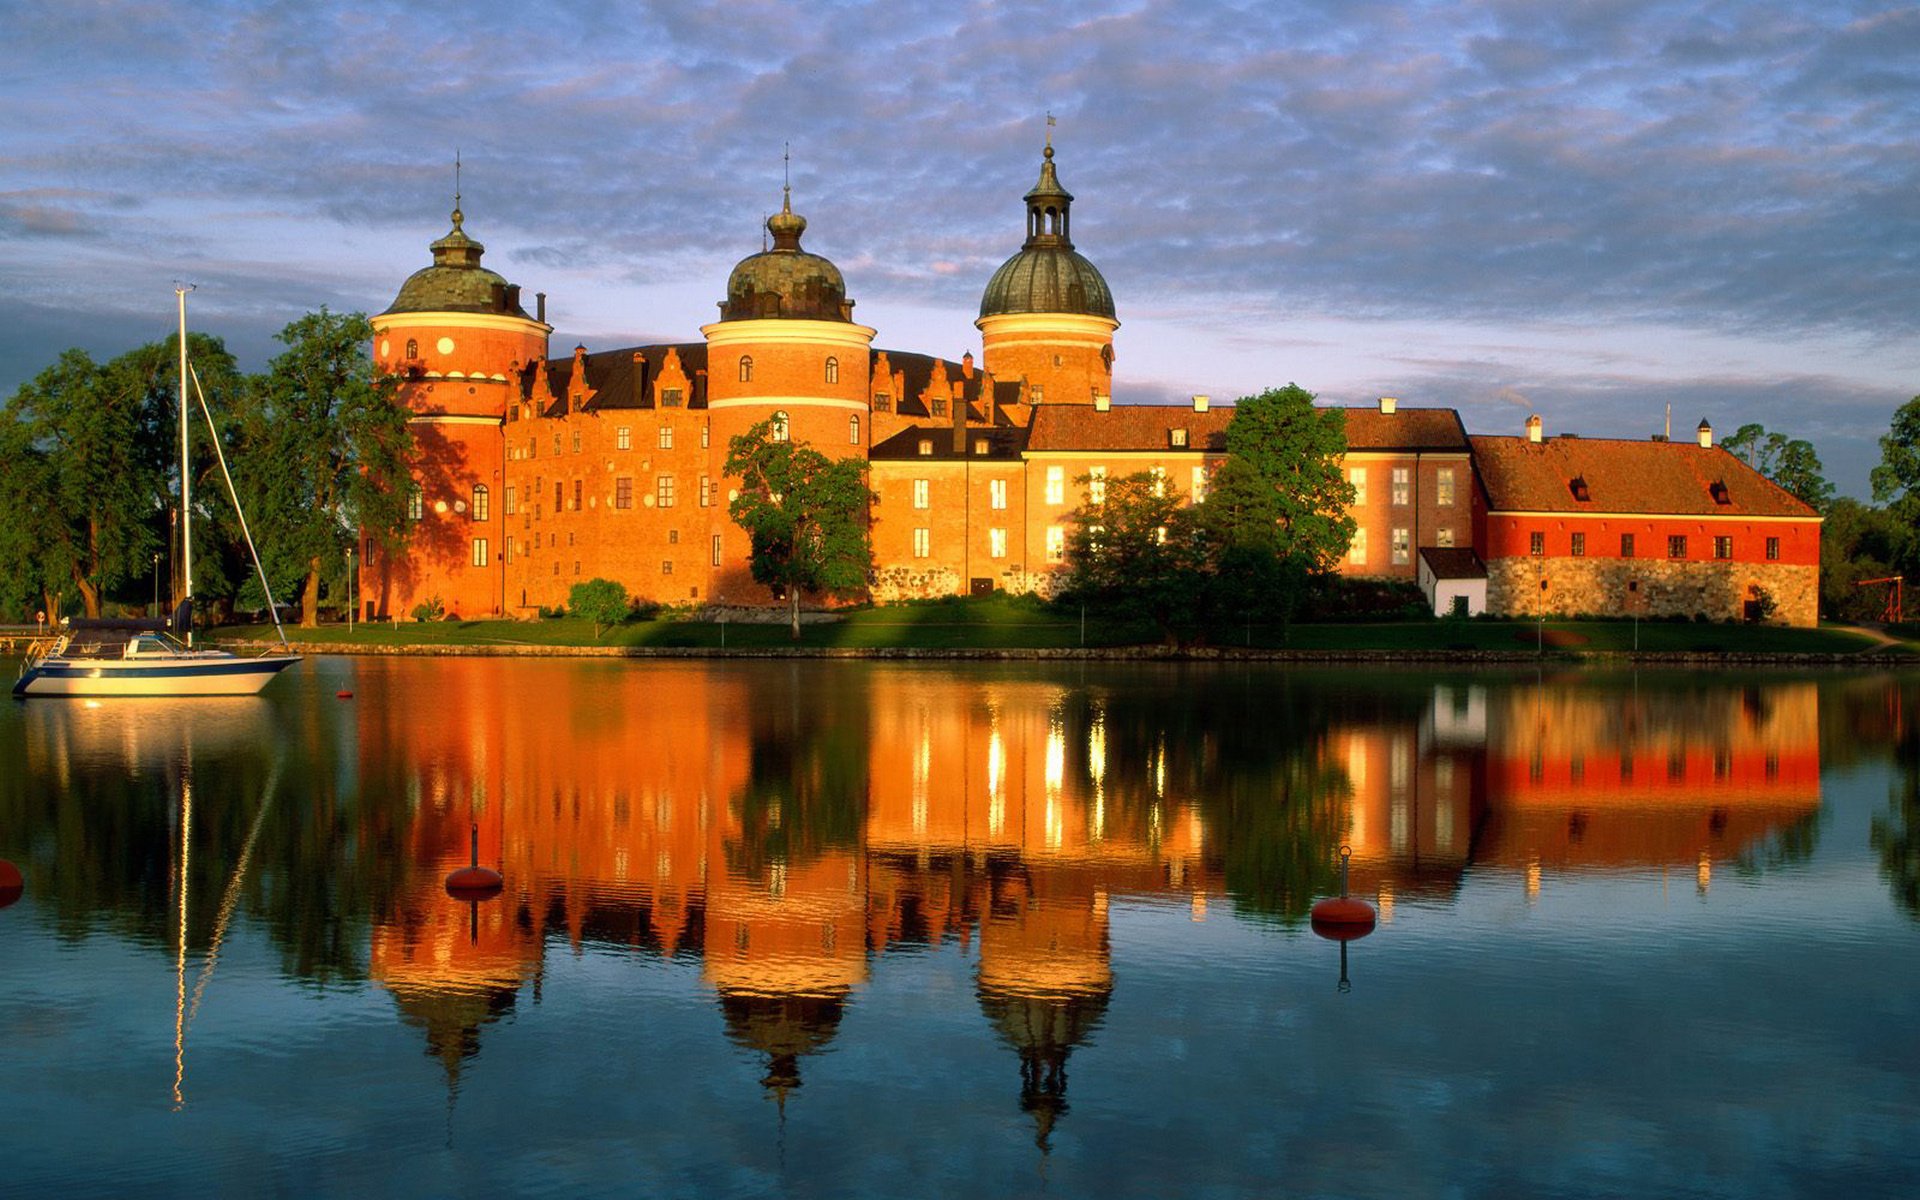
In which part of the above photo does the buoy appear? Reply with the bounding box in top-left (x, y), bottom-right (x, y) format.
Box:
top-left (0, 859), bottom-right (23, 910)
top-left (445, 824), bottom-right (502, 899)
top-left (336, 690), bottom-right (353, 700)
top-left (1310, 845), bottom-right (1376, 941)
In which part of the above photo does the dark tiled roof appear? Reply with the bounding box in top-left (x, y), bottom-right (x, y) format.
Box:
top-left (542, 343), bottom-right (709, 413)
top-left (1420, 547), bottom-right (1487, 579)
top-left (1470, 436), bottom-right (1820, 518)
top-left (871, 425), bottom-right (1028, 461)
top-left (1023, 403), bottom-right (1466, 453)
top-left (1341, 407), bottom-right (1470, 452)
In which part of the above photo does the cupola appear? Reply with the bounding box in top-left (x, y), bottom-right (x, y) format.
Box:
top-left (383, 203), bottom-right (531, 318)
top-left (979, 142), bottom-right (1116, 320)
top-left (717, 186), bottom-right (854, 322)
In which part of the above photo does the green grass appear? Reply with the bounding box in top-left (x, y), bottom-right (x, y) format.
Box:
top-left (215, 597), bottom-right (1885, 656)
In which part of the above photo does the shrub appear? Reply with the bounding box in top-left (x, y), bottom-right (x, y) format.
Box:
top-left (569, 578), bottom-right (631, 638)
top-left (410, 595), bottom-right (445, 622)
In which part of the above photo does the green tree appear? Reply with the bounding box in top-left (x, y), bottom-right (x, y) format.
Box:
top-left (236, 310), bottom-right (411, 628)
top-left (1722, 422), bottom-right (1835, 512)
top-left (1200, 384), bottom-right (1356, 574)
top-left (724, 418), bottom-right (873, 639)
top-left (1871, 397), bottom-right (1920, 579)
top-left (1059, 470), bottom-right (1207, 641)
top-left (1819, 498), bottom-right (1902, 621)
top-left (568, 578), bottom-right (630, 638)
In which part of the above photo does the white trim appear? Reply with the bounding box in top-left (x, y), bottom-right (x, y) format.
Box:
top-left (1022, 449), bottom-right (1222, 461)
top-left (706, 396), bottom-right (871, 413)
top-left (1340, 450), bottom-right (1471, 461)
top-left (408, 414), bottom-right (502, 427)
top-left (1489, 509), bottom-right (1822, 524)
top-left (976, 312), bottom-right (1120, 338)
top-left (701, 319), bottom-right (876, 349)
top-left (372, 311), bottom-right (551, 336)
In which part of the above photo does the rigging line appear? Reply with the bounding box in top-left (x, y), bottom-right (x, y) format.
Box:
top-left (186, 755), bottom-right (283, 1030)
top-left (189, 362), bottom-right (290, 648)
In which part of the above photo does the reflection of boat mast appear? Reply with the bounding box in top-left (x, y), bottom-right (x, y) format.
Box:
top-left (172, 764), bottom-right (192, 1109)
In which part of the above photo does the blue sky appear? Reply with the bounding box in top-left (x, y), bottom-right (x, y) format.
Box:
top-left (3, 0), bottom-right (1917, 496)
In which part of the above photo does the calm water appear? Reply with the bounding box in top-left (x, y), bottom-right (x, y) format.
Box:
top-left (1, 658), bottom-right (1916, 1198)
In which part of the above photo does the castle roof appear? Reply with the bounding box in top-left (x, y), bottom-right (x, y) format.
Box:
top-left (717, 190), bottom-right (854, 322)
top-left (383, 207), bottom-right (533, 318)
top-left (1470, 435), bottom-right (1821, 518)
top-left (1022, 404), bottom-right (1467, 454)
top-left (980, 144), bottom-right (1116, 321)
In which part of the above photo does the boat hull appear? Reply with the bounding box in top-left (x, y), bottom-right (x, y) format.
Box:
top-left (12, 654), bottom-right (301, 698)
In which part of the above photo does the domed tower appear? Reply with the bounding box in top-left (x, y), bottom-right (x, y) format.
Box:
top-left (702, 184), bottom-right (877, 598)
top-left (977, 139), bottom-right (1118, 408)
top-left (367, 197), bottom-right (549, 621)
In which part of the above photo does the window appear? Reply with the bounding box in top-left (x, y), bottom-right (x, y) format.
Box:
top-left (529, 437), bottom-right (537, 459)
top-left (825, 357), bottom-right (839, 384)
top-left (712, 535), bottom-right (722, 566)
top-left (932, 397), bottom-right (948, 417)
top-left (874, 393), bottom-right (892, 412)
top-left (1437, 528), bottom-right (1454, 548)
top-left (974, 440), bottom-right (989, 456)
top-left (1089, 466), bottom-right (1107, 506)
top-left (572, 430), bottom-right (581, 454)
top-left (1437, 468), bottom-right (1455, 507)
top-left (616, 426), bottom-right (631, 450)
top-left (849, 415), bottom-right (860, 444)
top-left (701, 424), bottom-right (710, 449)
top-left (700, 476), bottom-right (712, 507)
top-left (471, 538), bottom-right (488, 567)
top-left (1530, 531), bottom-right (1545, 557)
top-left (408, 488), bottom-right (423, 522)
top-left (1392, 468), bottom-right (1410, 506)
top-left (505, 486), bottom-right (517, 516)
top-left (1151, 466), bottom-right (1166, 498)
top-left (554, 482), bottom-right (563, 512)
top-left (1714, 536), bottom-right (1732, 560)
top-left (1349, 467), bottom-right (1367, 505)
top-left (739, 356), bottom-right (753, 382)
top-left (662, 560), bottom-right (673, 575)
top-left (502, 538), bottom-right (512, 564)
top-left (917, 439), bottom-right (934, 456)
top-left (405, 338), bottom-right (418, 360)
top-left (669, 529), bottom-right (679, 545)
top-left (1669, 535), bottom-right (1688, 559)
top-left (471, 485), bottom-right (489, 521)
top-left (615, 478), bottom-right (632, 509)
top-left (1571, 532), bottom-right (1584, 557)
top-left (987, 479), bottom-right (1008, 510)
top-left (553, 434), bottom-right (562, 456)
top-left (912, 479), bottom-right (930, 509)
top-left (1170, 428), bottom-right (1188, 448)
top-left (1392, 527), bottom-right (1410, 565)
top-left (771, 411), bottom-right (789, 442)
top-left (1766, 536), bottom-right (1780, 561)
top-left (1349, 527), bottom-right (1367, 565)
top-left (658, 426), bottom-right (674, 450)
top-left (1192, 465), bottom-right (1208, 503)
top-left (657, 475), bottom-right (676, 507)
top-left (572, 480), bottom-right (582, 511)
top-left (989, 528), bottom-right (1008, 558)
top-left (912, 528), bottom-right (930, 558)
top-left (1621, 533), bottom-right (1636, 558)
top-left (1046, 526), bottom-right (1066, 562)
top-left (1046, 466), bottom-right (1065, 505)
top-left (662, 388), bottom-right (683, 408)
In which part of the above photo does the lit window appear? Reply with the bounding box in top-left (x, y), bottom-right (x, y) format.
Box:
top-left (1151, 466), bottom-right (1166, 498)
top-left (1349, 467), bottom-right (1367, 505)
top-left (1436, 528), bottom-right (1454, 548)
top-left (502, 538), bottom-right (512, 564)
top-left (471, 538), bottom-right (488, 567)
top-left (701, 425), bottom-right (709, 448)
top-left (990, 479), bottom-right (1008, 510)
top-left (1669, 535), bottom-right (1688, 558)
top-left (1393, 528), bottom-right (1410, 564)
top-left (1766, 537), bottom-right (1780, 561)
top-left (659, 426), bottom-right (673, 450)
top-left (1350, 527), bottom-right (1368, 564)
top-left (1530, 531), bottom-right (1545, 556)
top-left (989, 528), bottom-right (1007, 558)
top-left (405, 338), bottom-right (419, 360)
top-left (825, 357), bottom-right (839, 384)
top-left (711, 535), bottom-right (722, 566)
top-left (657, 476), bottom-right (676, 508)
top-left (1046, 526), bottom-right (1065, 561)
top-left (1571, 532), bottom-right (1584, 557)
top-left (739, 356), bottom-right (753, 383)
top-left (913, 479), bottom-right (930, 509)
top-left (1170, 428), bottom-right (1188, 448)
top-left (615, 478), bottom-right (632, 509)
top-left (408, 488), bottom-right (424, 522)
top-left (849, 415), bottom-right (860, 444)
top-left (913, 528), bottom-right (930, 558)
top-left (1046, 466), bottom-right (1065, 505)
top-left (700, 476), bottom-right (712, 507)
top-left (616, 426), bottom-right (633, 450)
top-left (1031, 385), bottom-right (1044, 404)
top-left (1392, 468), bottom-right (1410, 506)
top-left (504, 486), bottom-right (517, 516)
top-left (471, 485), bottom-right (489, 522)
top-left (1089, 466), bottom-right (1107, 506)
top-left (771, 411), bottom-right (789, 442)
top-left (918, 439), bottom-right (933, 456)
top-left (1192, 465), bottom-right (1208, 502)
top-left (1437, 468), bottom-right (1455, 507)
top-left (1714, 536), bottom-right (1732, 560)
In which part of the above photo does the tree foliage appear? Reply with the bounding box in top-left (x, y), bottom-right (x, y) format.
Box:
top-left (569, 578), bottom-right (630, 638)
top-left (1059, 470), bottom-right (1207, 639)
top-left (724, 418), bottom-right (873, 639)
top-left (1722, 422), bottom-right (1834, 512)
top-left (1202, 384), bottom-right (1356, 573)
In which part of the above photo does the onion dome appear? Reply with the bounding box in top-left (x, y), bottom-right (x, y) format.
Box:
top-left (383, 204), bottom-right (532, 318)
top-left (979, 144), bottom-right (1116, 321)
top-left (717, 188), bottom-right (854, 322)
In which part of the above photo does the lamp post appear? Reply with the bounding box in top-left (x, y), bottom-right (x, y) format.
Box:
top-left (347, 545), bottom-right (355, 633)
top-left (152, 552), bottom-right (160, 618)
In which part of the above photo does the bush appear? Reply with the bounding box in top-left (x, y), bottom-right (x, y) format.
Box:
top-left (410, 595), bottom-right (445, 622)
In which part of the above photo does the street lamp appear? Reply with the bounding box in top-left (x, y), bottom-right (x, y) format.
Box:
top-left (152, 552), bottom-right (160, 618)
top-left (347, 545), bottom-right (356, 632)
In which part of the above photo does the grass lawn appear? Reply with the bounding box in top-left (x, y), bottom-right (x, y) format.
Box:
top-left (216, 596), bottom-right (1885, 656)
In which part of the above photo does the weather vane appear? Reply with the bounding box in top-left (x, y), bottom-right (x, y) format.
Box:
top-left (1046, 112), bottom-right (1055, 150)
top-left (782, 141), bottom-right (792, 209)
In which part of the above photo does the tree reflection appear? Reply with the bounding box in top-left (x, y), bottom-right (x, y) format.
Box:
top-left (1874, 679), bottom-right (1920, 918)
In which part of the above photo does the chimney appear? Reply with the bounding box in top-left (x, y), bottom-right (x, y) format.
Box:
top-left (504, 284), bottom-right (521, 312)
top-left (1526, 414), bottom-right (1543, 443)
top-left (536, 292), bottom-right (547, 323)
top-left (1094, 393), bottom-right (1111, 412)
top-left (632, 351), bottom-right (647, 406)
top-left (1378, 396), bottom-right (1397, 415)
top-left (951, 382), bottom-right (968, 453)
top-left (1192, 394), bottom-right (1210, 412)
top-left (1697, 418), bottom-right (1713, 449)
top-left (961, 351), bottom-right (974, 379)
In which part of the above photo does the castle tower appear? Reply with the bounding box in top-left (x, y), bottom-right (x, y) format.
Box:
top-left (701, 183), bottom-right (877, 599)
top-left (976, 140), bottom-right (1119, 408)
top-left (367, 197), bottom-right (549, 620)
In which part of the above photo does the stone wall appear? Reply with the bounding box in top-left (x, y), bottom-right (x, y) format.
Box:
top-left (1486, 557), bottom-right (1817, 626)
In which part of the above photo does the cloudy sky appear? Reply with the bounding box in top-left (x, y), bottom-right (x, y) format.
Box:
top-left (4, 0), bottom-right (1916, 496)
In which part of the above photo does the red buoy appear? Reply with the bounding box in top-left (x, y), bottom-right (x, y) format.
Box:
top-left (0, 859), bottom-right (23, 910)
top-left (445, 824), bottom-right (502, 899)
top-left (1310, 845), bottom-right (1376, 941)
top-left (336, 690), bottom-right (353, 700)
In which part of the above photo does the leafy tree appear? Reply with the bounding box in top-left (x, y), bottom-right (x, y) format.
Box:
top-left (1819, 498), bottom-right (1902, 621)
top-left (724, 418), bottom-right (873, 639)
top-left (1722, 422), bottom-right (1834, 512)
top-left (1871, 397), bottom-right (1920, 579)
top-left (1059, 470), bottom-right (1207, 641)
top-left (569, 578), bottom-right (630, 638)
top-left (235, 310), bottom-right (411, 627)
top-left (1200, 384), bottom-right (1356, 575)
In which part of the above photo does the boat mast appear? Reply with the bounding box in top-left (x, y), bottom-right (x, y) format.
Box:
top-left (177, 283), bottom-right (194, 647)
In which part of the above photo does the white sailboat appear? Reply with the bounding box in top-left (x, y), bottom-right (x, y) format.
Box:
top-left (13, 288), bottom-right (301, 698)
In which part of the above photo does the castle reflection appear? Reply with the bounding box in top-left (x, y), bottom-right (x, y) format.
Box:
top-left (356, 664), bottom-right (1822, 1138)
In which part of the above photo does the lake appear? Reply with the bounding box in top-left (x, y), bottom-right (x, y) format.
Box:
top-left (1, 657), bottom-right (1916, 1198)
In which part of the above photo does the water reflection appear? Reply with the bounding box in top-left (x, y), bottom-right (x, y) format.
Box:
top-left (0, 662), bottom-right (1875, 1148)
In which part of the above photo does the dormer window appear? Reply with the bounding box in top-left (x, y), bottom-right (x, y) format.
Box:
top-left (1170, 428), bottom-right (1188, 448)
top-left (932, 398), bottom-right (948, 417)
top-left (974, 440), bottom-right (989, 455)
top-left (1710, 481), bottom-right (1731, 505)
top-left (874, 393), bottom-right (892, 413)
top-left (918, 439), bottom-right (934, 456)
top-left (1569, 477), bottom-right (1591, 502)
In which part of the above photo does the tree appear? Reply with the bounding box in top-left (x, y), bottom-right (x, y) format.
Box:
top-left (1200, 384), bottom-right (1356, 575)
top-left (1819, 498), bottom-right (1902, 620)
top-left (1059, 470), bottom-right (1207, 641)
top-left (1871, 397), bottom-right (1920, 579)
top-left (569, 578), bottom-right (630, 638)
top-left (1722, 422), bottom-right (1835, 512)
top-left (724, 418), bottom-right (873, 639)
top-left (235, 310), bottom-right (411, 627)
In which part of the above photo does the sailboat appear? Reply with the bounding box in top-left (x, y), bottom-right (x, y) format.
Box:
top-left (12, 288), bottom-right (302, 698)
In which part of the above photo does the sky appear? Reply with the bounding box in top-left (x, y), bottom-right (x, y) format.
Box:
top-left (3, 0), bottom-right (1917, 498)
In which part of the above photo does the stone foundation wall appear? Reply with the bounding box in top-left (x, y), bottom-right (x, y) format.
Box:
top-left (1486, 557), bottom-right (1817, 626)
top-left (872, 565), bottom-right (1061, 603)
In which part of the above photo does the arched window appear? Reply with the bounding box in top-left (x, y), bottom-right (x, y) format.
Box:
top-left (405, 338), bottom-right (418, 360)
top-left (825, 357), bottom-right (839, 384)
top-left (848, 414), bottom-right (860, 444)
top-left (739, 355), bottom-right (753, 383)
top-left (772, 411), bottom-right (789, 442)
top-left (471, 484), bottom-right (489, 522)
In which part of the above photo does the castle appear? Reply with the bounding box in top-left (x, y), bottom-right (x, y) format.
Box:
top-left (359, 141), bottom-right (1820, 625)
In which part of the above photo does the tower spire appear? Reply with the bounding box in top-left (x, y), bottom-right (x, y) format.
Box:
top-left (452, 149), bottom-right (463, 229)
top-left (782, 141), bottom-right (792, 214)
